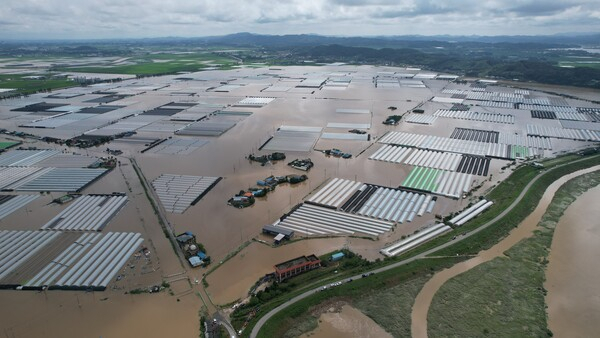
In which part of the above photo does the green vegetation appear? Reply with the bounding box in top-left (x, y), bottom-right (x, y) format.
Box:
top-left (557, 55), bottom-right (600, 70)
top-left (247, 153), bottom-right (600, 337)
top-left (431, 154), bottom-right (600, 256)
top-left (256, 257), bottom-right (466, 338)
top-left (199, 313), bottom-right (207, 338)
top-left (0, 141), bottom-right (20, 150)
top-left (428, 170), bottom-right (600, 337)
top-left (231, 249), bottom-right (380, 332)
top-left (0, 74), bottom-right (77, 95)
top-left (301, 45), bottom-right (600, 88)
top-left (381, 153), bottom-right (600, 261)
top-left (53, 53), bottom-right (238, 76)
top-left (353, 274), bottom-right (432, 337)
top-left (3, 35), bottom-right (600, 88)
top-left (218, 326), bottom-right (229, 338)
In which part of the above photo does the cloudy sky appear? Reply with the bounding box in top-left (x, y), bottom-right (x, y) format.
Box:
top-left (2, 0), bottom-right (599, 39)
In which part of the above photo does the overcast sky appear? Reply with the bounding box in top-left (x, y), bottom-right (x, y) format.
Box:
top-left (2, 0), bottom-right (599, 39)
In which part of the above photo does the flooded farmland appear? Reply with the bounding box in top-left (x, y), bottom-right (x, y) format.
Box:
top-left (0, 60), bottom-right (599, 337)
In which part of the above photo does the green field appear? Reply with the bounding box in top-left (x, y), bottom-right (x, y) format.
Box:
top-left (558, 56), bottom-right (600, 70)
top-left (431, 154), bottom-right (600, 257)
top-left (0, 141), bottom-right (20, 150)
top-left (428, 170), bottom-right (600, 337)
top-left (383, 153), bottom-right (600, 261)
top-left (252, 152), bottom-right (600, 337)
top-left (256, 257), bottom-right (466, 338)
top-left (54, 53), bottom-right (239, 76)
top-left (0, 74), bottom-right (77, 95)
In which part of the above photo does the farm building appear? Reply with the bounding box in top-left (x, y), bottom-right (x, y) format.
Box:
top-left (274, 255), bottom-right (321, 282)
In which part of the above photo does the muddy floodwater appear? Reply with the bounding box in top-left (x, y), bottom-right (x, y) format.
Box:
top-left (0, 291), bottom-right (200, 337)
top-left (1, 62), bottom-right (599, 338)
top-left (411, 166), bottom-right (600, 338)
top-left (546, 185), bottom-right (600, 338)
top-left (301, 305), bottom-right (393, 338)
top-left (206, 237), bottom-right (386, 304)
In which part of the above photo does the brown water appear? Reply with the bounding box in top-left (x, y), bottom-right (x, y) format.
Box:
top-left (0, 65), bottom-right (595, 337)
top-left (410, 165), bottom-right (600, 338)
top-left (206, 238), bottom-right (346, 304)
top-left (0, 291), bottom-right (200, 338)
top-left (300, 305), bottom-right (393, 338)
top-left (546, 185), bottom-right (600, 338)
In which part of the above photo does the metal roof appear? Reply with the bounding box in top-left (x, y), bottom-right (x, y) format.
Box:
top-left (0, 149), bottom-right (61, 167)
top-left (152, 174), bottom-right (221, 213)
top-left (41, 194), bottom-right (128, 231)
top-left (11, 168), bottom-right (108, 192)
top-left (150, 138), bottom-right (209, 155)
top-left (0, 167), bottom-right (47, 190)
top-left (14, 231), bottom-right (145, 290)
top-left (0, 194), bottom-right (38, 220)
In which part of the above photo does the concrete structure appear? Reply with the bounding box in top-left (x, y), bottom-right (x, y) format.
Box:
top-left (262, 225), bottom-right (294, 239)
top-left (274, 254), bottom-right (321, 282)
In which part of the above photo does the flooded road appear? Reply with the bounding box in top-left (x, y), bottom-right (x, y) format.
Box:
top-left (546, 185), bottom-right (600, 338)
top-left (410, 166), bottom-right (600, 338)
top-left (300, 305), bottom-right (392, 338)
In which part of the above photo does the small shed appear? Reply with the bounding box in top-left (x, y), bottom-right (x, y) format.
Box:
top-left (262, 225), bottom-right (294, 239)
top-left (188, 256), bottom-right (203, 267)
top-left (274, 233), bottom-right (285, 244)
top-left (331, 252), bottom-right (345, 262)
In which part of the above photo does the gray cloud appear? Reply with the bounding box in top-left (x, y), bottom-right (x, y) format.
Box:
top-left (0, 0), bottom-right (598, 39)
top-left (507, 2), bottom-right (582, 16)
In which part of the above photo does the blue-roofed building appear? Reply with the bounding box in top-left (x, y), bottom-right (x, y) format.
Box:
top-left (331, 252), bottom-right (345, 261)
top-left (188, 256), bottom-right (202, 267)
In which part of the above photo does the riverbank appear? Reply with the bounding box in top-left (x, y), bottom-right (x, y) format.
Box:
top-left (251, 155), bottom-right (600, 338)
top-left (546, 184), bottom-right (600, 337)
top-left (425, 169), bottom-right (600, 337)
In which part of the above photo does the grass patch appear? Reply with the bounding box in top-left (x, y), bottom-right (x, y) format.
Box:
top-left (383, 158), bottom-right (573, 262)
top-left (230, 249), bottom-right (383, 332)
top-left (53, 52), bottom-right (238, 76)
top-left (256, 257), bottom-right (467, 338)
top-left (245, 153), bottom-right (600, 337)
top-left (0, 141), bottom-right (20, 150)
top-left (431, 154), bottom-right (600, 256)
top-left (354, 274), bottom-right (433, 337)
top-left (427, 170), bottom-right (600, 337)
top-left (0, 74), bottom-right (78, 95)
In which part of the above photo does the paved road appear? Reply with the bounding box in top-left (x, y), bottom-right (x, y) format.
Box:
top-left (250, 157), bottom-right (599, 338)
top-left (215, 312), bottom-right (238, 338)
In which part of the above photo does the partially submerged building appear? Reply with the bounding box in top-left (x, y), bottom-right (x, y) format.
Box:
top-left (274, 254), bottom-right (321, 282)
top-left (176, 232), bottom-right (210, 267)
top-left (262, 224), bottom-right (294, 239)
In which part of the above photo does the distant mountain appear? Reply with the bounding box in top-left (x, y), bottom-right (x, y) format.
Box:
top-left (3, 32), bottom-right (597, 48)
top-left (201, 32), bottom-right (599, 48)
